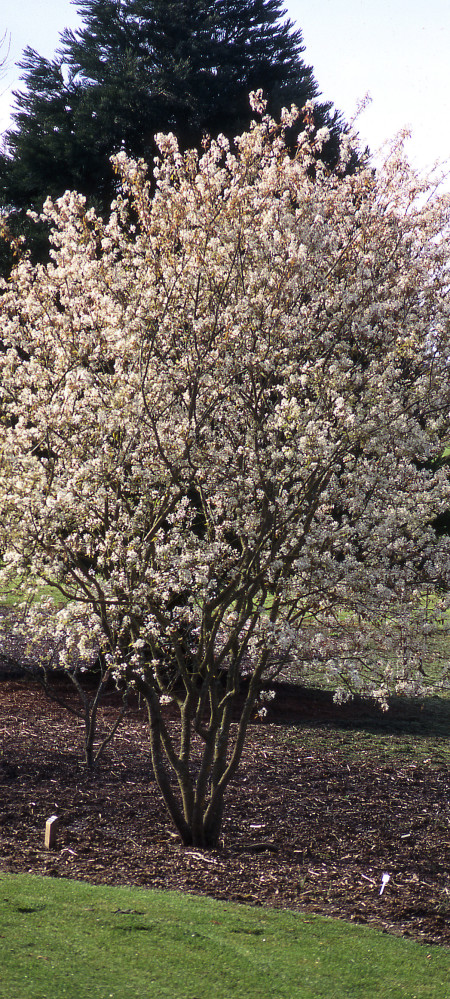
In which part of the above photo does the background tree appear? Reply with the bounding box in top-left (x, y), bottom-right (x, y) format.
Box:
top-left (0, 0), bottom-right (343, 267)
top-left (0, 31), bottom-right (17, 277)
top-left (1, 99), bottom-right (449, 848)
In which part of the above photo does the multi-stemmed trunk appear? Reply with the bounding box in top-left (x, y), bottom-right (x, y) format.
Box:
top-left (136, 665), bottom-right (265, 848)
top-left (37, 659), bottom-right (128, 768)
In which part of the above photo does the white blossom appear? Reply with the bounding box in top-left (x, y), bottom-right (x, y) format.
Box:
top-left (1, 98), bottom-right (450, 843)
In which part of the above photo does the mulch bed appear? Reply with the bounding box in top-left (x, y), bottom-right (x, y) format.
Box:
top-left (1, 670), bottom-right (449, 949)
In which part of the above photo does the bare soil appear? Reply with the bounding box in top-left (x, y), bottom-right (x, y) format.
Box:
top-left (1, 673), bottom-right (449, 949)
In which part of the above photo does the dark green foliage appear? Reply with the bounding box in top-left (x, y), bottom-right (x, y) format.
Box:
top-left (0, 0), bottom-right (344, 269)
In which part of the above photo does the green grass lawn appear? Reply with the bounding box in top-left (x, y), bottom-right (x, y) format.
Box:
top-left (0, 875), bottom-right (448, 999)
top-left (0, 573), bottom-right (67, 608)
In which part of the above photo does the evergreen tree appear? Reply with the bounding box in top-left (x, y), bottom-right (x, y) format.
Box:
top-left (0, 0), bottom-right (343, 265)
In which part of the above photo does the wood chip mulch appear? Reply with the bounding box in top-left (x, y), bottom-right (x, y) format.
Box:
top-left (1, 672), bottom-right (449, 949)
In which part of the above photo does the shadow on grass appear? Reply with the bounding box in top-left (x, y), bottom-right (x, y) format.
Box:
top-left (267, 681), bottom-right (450, 739)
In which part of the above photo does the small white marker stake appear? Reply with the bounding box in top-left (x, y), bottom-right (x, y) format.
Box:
top-left (44, 815), bottom-right (59, 850)
top-left (379, 873), bottom-right (390, 896)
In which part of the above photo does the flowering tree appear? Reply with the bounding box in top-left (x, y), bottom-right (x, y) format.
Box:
top-left (1, 95), bottom-right (450, 847)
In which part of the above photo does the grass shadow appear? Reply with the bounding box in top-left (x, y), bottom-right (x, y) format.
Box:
top-left (267, 681), bottom-right (450, 739)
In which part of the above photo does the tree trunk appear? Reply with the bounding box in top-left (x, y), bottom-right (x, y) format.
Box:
top-left (137, 670), bottom-right (261, 849)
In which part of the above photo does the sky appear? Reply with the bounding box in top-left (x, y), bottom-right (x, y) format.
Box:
top-left (1, 0), bottom-right (449, 178)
